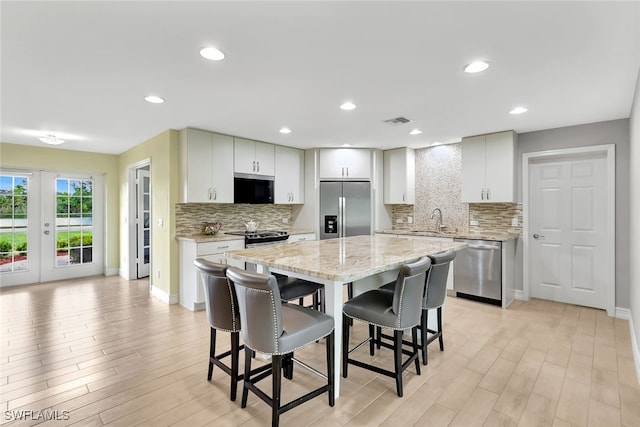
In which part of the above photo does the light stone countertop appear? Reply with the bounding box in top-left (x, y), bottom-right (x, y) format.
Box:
top-left (376, 229), bottom-right (520, 242)
top-left (176, 228), bottom-right (315, 243)
top-left (225, 234), bottom-right (467, 282)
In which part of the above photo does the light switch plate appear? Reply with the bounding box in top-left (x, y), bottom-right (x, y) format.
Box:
top-left (470, 220), bottom-right (479, 226)
top-left (396, 218), bottom-right (403, 224)
top-left (283, 217), bottom-right (289, 224)
top-left (511, 218), bottom-right (519, 226)
top-left (407, 216), bottom-right (413, 224)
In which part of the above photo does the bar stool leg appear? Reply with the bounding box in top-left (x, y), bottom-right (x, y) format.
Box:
top-left (230, 331), bottom-right (240, 401)
top-left (208, 328), bottom-right (216, 380)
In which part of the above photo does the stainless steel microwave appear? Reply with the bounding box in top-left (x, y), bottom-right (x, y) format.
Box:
top-left (233, 174), bottom-right (274, 204)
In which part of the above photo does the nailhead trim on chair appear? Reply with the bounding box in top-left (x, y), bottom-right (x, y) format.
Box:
top-left (251, 329), bottom-right (335, 356)
top-left (343, 314), bottom-right (419, 331)
top-left (225, 278), bottom-right (240, 332)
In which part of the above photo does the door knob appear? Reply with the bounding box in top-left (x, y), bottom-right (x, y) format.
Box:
top-left (533, 233), bottom-right (545, 239)
top-left (44, 230), bottom-right (50, 235)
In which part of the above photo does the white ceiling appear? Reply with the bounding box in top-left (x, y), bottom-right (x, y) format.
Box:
top-left (2, 1), bottom-right (639, 155)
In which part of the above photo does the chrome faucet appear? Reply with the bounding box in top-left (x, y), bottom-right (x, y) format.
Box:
top-left (430, 208), bottom-right (446, 233)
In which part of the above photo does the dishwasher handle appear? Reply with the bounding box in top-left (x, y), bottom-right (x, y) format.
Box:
top-left (467, 244), bottom-right (500, 250)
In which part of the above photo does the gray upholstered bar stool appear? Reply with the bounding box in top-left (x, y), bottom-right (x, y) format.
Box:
top-left (378, 249), bottom-right (456, 365)
top-left (274, 273), bottom-right (324, 311)
top-left (226, 267), bottom-right (335, 427)
top-left (342, 257), bottom-right (431, 397)
top-left (193, 259), bottom-right (270, 401)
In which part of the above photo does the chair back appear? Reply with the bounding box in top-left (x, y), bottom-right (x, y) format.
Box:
top-left (226, 267), bottom-right (283, 354)
top-left (423, 250), bottom-right (456, 310)
top-left (391, 257), bottom-right (432, 329)
top-left (193, 258), bottom-right (240, 332)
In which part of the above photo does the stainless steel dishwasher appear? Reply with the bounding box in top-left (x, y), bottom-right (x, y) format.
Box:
top-left (453, 239), bottom-right (502, 305)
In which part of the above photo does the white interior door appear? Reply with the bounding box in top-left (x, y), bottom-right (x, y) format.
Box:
top-left (136, 168), bottom-right (150, 278)
top-left (41, 172), bottom-right (104, 282)
top-left (528, 152), bottom-right (611, 310)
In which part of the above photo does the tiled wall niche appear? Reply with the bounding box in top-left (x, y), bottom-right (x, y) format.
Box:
top-left (176, 203), bottom-right (293, 236)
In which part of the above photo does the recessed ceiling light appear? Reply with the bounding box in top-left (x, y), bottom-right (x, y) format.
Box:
top-left (340, 102), bottom-right (356, 111)
top-left (144, 95), bottom-right (165, 104)
top-left (509, 106), bottom-right (528, 115)
top-left (39, 134), bottom-right (65, 145)
top-left (409, 129), bottom-right (423, 135)
top-left (279, 127), bottom-right (292, 134)
top-left (464, 61), bottom-right (490, 73)
top-left (200, 47), bottom-right (225, 61)
top-left (431, 141), bottom-right (443, 146)
top-left (341, 144), bottom-right (351, 147)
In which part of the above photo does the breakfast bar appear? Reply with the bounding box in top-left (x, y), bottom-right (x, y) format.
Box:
top-left (225, 234), bottom-right (467, 397)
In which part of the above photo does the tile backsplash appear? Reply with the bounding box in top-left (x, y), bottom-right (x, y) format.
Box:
top-left (469, 203), bottom-right (523, 234)
top-left (390, 143), bottom-right (522, 236)
top-left (176, 203), bottom-right (293, 236)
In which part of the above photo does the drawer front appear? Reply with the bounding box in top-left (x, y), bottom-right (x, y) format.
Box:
top-left (288, 233), bottom-right (316, 243)
top-left (197, 239), bottom-right (244, 256)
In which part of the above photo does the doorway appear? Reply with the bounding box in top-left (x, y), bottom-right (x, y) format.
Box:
top-left (0, 170), bottom-right (105, 287)
top-left (523, 145), bottom-right (615, 315)
top-left (127, 160), bottom-right (151, 280)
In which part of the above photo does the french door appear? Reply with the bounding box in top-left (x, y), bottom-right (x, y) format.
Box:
top-left (0, 170), bottom-right (104, 287)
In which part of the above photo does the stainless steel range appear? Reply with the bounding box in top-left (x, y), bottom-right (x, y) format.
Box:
top-left (226, 230), bottom-right (289, 248)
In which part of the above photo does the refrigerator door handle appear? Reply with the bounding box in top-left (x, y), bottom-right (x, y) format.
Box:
top-left (338, 196), bottom-right (344, 237)
top-left (341, 196), bottom-right (346, 237)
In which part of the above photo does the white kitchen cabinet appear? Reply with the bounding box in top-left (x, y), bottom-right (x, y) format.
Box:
top-left (179, 128), bottom-right (234, 203)
top-left (179, 239), bottom-right (245, 311)
top-left (319, 148), bottom-right (371, 179)
top-left (383, 147), bottom-right (415, 204)
top-left (288, 232), bottom-right (315, 243)
top-left (275, 145), bottom-right (304, 204)
top-left (461, 131), bottom-right (516, 203)
top-left (234, 137), bottom-right (275, 176)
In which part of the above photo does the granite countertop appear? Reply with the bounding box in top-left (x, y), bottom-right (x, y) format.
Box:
top-left (176, 228), bottom-right (315, 243)
top-left (376, 229), bottom-right (520, 242)
top-left (225, 234), bottom-right (467, 282)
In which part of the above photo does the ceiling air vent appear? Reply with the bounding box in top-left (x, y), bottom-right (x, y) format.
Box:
top-left (384, 116), bottom-right (412, 126)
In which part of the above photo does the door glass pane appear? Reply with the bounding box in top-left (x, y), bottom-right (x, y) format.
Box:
top-left (0, 175), bottom-right (29, 272)
top-left (55, 178), bottom-right (94, 267)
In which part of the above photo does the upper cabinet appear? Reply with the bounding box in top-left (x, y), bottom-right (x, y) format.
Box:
top-left (383, 147), bottom-right (415, 204)
top-left (319, 148), bottom-right (371, 179)
top-left (275, 145), bottom-right (304, 204)
top-left (179, 128), bottom-right (234, 203)
top-left (234, 138), bottom-right (275, 176)
top-left (461, 130), bottom-right (517, 203)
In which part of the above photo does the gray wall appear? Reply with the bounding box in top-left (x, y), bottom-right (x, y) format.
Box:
top-left (517, 119), bottom-right (631, 308)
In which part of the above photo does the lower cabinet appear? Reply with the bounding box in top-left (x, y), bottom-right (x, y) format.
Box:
top-left (179, 239), bottom-right (245, 311)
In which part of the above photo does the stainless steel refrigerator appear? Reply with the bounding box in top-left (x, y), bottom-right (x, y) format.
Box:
top-left (319, 181), bottom-right (371, 240)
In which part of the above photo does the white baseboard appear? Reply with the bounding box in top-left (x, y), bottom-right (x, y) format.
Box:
top-left (629, 313), bottom-right (640, 387)
top-left (515, 290), bottom-right (525, 300)
top-left (105, 267), bottom-right (119, 277)
top-left (151, 285), bottom-right (179, 304)
top-left (616, 307), bottom-right (631, 320)
top-left (118, 269), bottom-right (130, 280)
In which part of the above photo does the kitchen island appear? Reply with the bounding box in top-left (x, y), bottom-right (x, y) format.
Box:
top-left (225, 234), bottom-right (467, 397)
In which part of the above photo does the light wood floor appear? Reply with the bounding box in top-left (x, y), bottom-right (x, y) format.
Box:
top-left (1, 275), bottom-right (639, 426)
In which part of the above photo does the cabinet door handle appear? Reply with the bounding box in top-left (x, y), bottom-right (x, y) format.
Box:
top-left (213, 189), bottom-right (217, 200)
top-left (481, 189), bottom-right (485, 200)
top-left (252, 161), bottom-right (256, 172)
top-left (208, 188), bottom-right (212, 200)
top-left (299, 237), bottom-right (306, 241)
top-left (346, 167), bottom-right (349, 177)
top-left (402, 192), bottom-right (406, 202)
top-left (487, 188), bottom-right (490, 200)
top-left (257, 161), bottom-right (260, 172)
top-left (341, 167), bottom-right (344, 177)
top-left (216, 245), bottom-right (229, 250)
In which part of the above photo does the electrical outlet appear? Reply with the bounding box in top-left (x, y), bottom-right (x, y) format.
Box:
top-left (470, 220), bottom-right (479, 226)
top-left (407, 216), bottom-right (413, 224)
top-left (282, 217), bottom-right (289, 224)
top-left (396, 218), bottom-right (403, 224)
top-left (157, 218), bottom-right (163, 227)
top-left (157, 270), bottom-right (160, 279)
top-left (511, 218), bottom-right (519, 227)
